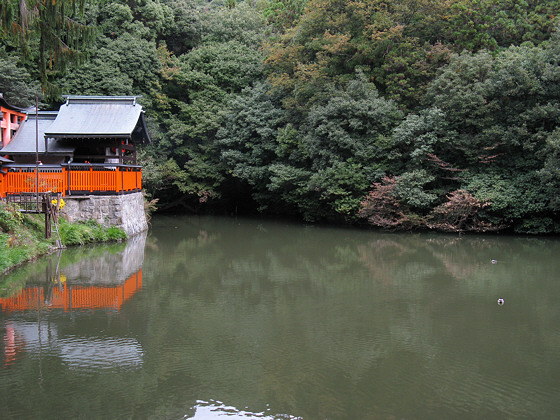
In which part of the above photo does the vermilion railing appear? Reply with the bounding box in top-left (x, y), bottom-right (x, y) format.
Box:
top-left (0, 164), bottom-right (142, 198)
top-left (1, 166), bottom-right (65, 195)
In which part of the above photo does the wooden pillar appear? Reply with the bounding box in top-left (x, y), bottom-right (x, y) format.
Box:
top-left (67, 165), bottom-right (74, 196)
top-left (44, 194), bottom-right (52, 239)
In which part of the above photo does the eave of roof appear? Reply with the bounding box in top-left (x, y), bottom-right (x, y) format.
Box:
top-left (133, 111), bottom-right (151, 144)
top-left (0, 93), bottom-right (27, 113)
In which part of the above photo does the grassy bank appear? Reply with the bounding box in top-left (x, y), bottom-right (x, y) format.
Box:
top-left (0, 201), bottom-right (127, 275)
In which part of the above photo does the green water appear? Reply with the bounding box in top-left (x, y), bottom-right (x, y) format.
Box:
top-left (1, 215), bottom-right (560, 419)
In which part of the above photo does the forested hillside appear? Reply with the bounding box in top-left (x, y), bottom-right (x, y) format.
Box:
top-left (2, 0), bottom-right (560, 233)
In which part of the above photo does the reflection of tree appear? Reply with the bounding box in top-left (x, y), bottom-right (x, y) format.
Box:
top-left (357, 237), bottom-right (409, 285)
top-left (357, 233), bottom-right (560, 290)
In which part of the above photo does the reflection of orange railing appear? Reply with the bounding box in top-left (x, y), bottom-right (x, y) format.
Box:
top-left (0, 164), bottom-right (142, 198)
top-left (0, 270), bottom-right (142, 313)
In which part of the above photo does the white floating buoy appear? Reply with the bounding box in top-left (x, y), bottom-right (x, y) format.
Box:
top-left (497, 298), bottom-right (505, 305)
top-left (491, 259), bottom-right (498, 264)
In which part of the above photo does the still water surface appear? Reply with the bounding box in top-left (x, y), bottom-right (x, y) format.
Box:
top-left (1, 215), bottom-right (560, 419)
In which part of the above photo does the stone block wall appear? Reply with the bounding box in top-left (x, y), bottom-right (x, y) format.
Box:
top-left (60, 192), bottom-right (148, 236)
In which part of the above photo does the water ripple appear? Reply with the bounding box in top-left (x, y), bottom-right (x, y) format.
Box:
top-left (185, 400), bottom-right (301, 419)
top-left (58, 336), bottom-right (143, 370)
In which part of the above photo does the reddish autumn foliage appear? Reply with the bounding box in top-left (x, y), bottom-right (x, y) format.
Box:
top-left (360, 182), bottom-right (502, 233)
top-left (427, 189), bottom-right (500, 233)
top-left (358, 176), bottom-right (420, 230)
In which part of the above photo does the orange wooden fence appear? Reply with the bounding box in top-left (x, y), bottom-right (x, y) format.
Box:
top-left (0, 164), bottom-right (142, 198)
top-left (1, 167), bottom-right (65, 195)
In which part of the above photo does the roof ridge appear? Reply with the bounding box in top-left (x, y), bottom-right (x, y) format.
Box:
top-left (63, 95), bottom-right (142, 105)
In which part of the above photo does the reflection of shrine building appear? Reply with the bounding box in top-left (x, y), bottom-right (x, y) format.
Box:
top-left (0, 270), bottom-right (142, 313)
top-left (0, 232), bottom-right (146, 313)
top-left (1, 233), bottom-right (146, 368)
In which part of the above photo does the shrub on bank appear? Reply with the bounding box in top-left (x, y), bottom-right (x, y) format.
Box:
top-left (0, 204), bottom-right (51, 273)
top-left (58, 218), bottom-right (127, 245)
top-left (0, 202), bottom-right (127, 274)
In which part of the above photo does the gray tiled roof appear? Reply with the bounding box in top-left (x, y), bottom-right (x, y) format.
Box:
top-left (45, 96), bottom-right (150, 143)
top-left (1, 112), bottom-right (74, 155)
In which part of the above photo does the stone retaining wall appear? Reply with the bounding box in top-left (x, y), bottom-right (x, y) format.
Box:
top-left (60, 192), bottom-right (148, 236)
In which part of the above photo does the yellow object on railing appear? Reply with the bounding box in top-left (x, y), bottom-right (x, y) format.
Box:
top-left (51, 198), bottom-right (66, 209)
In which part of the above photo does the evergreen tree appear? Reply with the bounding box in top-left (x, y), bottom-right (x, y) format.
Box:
top-left (0, 0), bottom-right (95, 98)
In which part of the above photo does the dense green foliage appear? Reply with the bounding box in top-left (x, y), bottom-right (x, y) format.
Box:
top-left (0, 0), bottom-right (95, 96)
top-left (0, 202), bottom-right (126, 274)
top-left (0, 203), bottom-right (51, 272)
top-left (2, 0), bottom-right (560, 233)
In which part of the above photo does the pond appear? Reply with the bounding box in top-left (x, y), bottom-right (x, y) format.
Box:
top-left (1, 215), bottom-right (560, 419)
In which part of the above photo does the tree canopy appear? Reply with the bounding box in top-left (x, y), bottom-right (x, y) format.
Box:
top-left (2, 0), bottom-right (560, 233)
top-left (0, 0), bottom-right (95, 97)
